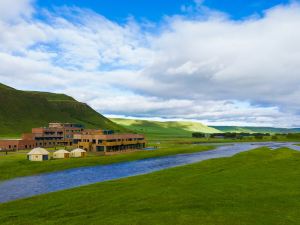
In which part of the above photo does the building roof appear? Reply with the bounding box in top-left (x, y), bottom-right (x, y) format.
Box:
top-left (28, 147), bottom-right (49, 155)
top-left (54, 149), bottom-right (70, 154)
top-left (71, 148), bottom-right (86, 153)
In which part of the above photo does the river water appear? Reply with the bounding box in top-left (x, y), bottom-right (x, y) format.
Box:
top-left (0, 142), bottom-right (299, 203)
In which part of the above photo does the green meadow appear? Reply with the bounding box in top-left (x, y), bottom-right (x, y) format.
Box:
top-left (110, 118), bottom-right (219, 139)
top-left (0, 143), bottom-right (213, 181)
top-left (1, 147), bottom-right (300, 225)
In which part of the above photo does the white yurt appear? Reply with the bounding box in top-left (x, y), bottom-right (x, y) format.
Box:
top-left (70, 148), bottom-right (87, 158)
top-left (27, 148), bottom-right (49, 161)
top-left (53, 149), bottom-right (70, 159)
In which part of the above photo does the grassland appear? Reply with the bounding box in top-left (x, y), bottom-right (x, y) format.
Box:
top-left (0, 143), bottom-right (213, 181)
top-left (110, 118), bottom-right (220, 139)
top-left (1, 147), bottom-right (300, 225)
top-left (111, 117), bottom-right (300, 136)
top-left (0, 83), bottom-right (125, 137)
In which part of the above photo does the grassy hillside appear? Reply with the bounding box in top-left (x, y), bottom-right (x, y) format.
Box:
top-left (110, 118), bottom-right (220, 138)
top-left (1, 147), bottom-right (300, 225)
top-left (212, 126), bottom-right (300, 133)
top-left (0, 83), bottom-right (125, 137)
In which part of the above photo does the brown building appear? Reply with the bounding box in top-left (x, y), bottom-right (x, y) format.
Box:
top-left (0, 123), bottom-right (146, 153)
top-left (0, 123), bottom-right (83, 151)
top-left (27, 123), bottom-right (84, 148)
top-left (73, 129), bottom-right (146, 153)
top-left (0, 139), bottom-right (36, 151)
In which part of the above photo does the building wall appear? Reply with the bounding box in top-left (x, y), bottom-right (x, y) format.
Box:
top-left (28, 154), bottom-right (47, 161)
top-left (53, 153), bottom-right (69, 159)
top-left (70, 151), bottom-right (85, 157)
top-left (74, 133), bottom-right (146, 153)
top-left (0, 139), bottom-right (37, 150)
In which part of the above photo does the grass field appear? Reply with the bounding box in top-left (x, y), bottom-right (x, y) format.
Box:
top-left (0, 143), bottom-right (213, 181)
top-left (1, 147), bottom-right (300, 225)
top-left (110, 118), bottom-right (220, 139)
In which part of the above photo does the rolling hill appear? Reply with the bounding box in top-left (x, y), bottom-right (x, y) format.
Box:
top-left (0, 83), bottom-right (125, 137)
top-left (110, 118), bottom-right (220, 137)
top-left (211, 126), bottom-right (300, 134)
top-left (111, 118), bottom-right (300, 137)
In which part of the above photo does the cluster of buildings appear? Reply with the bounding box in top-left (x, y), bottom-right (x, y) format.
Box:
top-left (0, 123), bottom-right (146, 154)
top-left (27, 147), bottom-right (86, 161)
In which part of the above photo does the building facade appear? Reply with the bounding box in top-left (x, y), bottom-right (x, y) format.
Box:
top-left (0, 139), bottom-right (36, 151)
top-left (73, 129), bottom-right (146, 153)
top-left (0, 123), bottom-right (146, 154)
top-left (0, 123), bottom-right (83, 151)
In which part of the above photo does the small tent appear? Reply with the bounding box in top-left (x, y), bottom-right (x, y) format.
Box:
top-left (70, 148), bottom-right (86, 158)
top-left (53, 149), bottom-right (70, 159)
top-left (27, 148), bottom-right (49, 161)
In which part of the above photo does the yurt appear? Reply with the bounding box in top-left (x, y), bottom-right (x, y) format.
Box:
top-left (53, 149), bottom-right (70, 159)
top-left (27, 148), bottom-right (49, 161)
top-left (70, 148), bottom-right (87, 158)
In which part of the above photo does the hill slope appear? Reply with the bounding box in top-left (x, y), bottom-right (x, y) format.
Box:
top-left (212, 126), bottom-right (300, 134)
top-left (0, 83), bottom-right (125, 137)
top-left (110, 118), bottom-right (220, 137)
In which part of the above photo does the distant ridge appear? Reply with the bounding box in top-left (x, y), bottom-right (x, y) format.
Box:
top-left (110, 118), bottom-right (220, 137)
top-left (211, 126), bottom-right (300, 134)
top-left (0, 83), bottom-right (125, 137)
top-left (111, 118), bottom-right (300, 137)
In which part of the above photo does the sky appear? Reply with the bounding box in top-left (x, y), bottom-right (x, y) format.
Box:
top-left (0, 0), bottom-right (300, 127)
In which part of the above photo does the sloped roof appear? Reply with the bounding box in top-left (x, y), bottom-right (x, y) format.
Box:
top-left (54, 149), bottom-right (70, 154)
top-left (71, 148), bottom-right (86, 153)
top-left (28, 148), bottom-right (49, 155)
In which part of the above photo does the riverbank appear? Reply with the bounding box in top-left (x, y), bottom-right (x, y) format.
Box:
top-left (0, 142), bottom-right (213, 181)
top-left (1, 147), bottom-right (300, 224)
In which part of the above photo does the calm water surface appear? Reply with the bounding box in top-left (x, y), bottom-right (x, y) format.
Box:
top-left (0, 142), bottom-right (299, 203)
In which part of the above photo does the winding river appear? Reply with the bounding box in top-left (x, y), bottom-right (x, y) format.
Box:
top-left (0, 142), bottom-right (299, 203)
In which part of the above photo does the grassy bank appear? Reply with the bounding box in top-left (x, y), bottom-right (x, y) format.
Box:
top-left (1, 147), bottom-right (300, 225)
top-left (0, 143), bottom-right (213, 181)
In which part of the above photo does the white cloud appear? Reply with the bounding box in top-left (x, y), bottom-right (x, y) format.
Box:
top-left (1, 1), bottom-right (300, 127)
top-left (0, 0), bottom-right (34, 22)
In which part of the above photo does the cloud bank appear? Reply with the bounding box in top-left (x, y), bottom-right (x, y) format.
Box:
top-left (0, 0), bottom-right (300, 127)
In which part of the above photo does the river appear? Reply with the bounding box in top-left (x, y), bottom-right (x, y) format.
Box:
top-left (0, 142), bottom-right (299, 203)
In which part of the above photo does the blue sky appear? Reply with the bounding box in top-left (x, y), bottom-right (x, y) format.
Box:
top-left (1, 0), bottom-right (300, 127)
top-left (37, 0), bottom-right (291, 21)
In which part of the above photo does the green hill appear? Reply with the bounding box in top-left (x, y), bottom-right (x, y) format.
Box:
top-left (110, 118), bottom-right (220, 138)
top-left (0, 83), bottom-right (125, 137)
top-left (111, 118), bottom-right (300, 138)
top-left (211, 126), bottom-right (300, 134)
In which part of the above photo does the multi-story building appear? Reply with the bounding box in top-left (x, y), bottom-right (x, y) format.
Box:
top-left (0, 123), bottom-right (83, 151)
top-left (73, 129), bottom-right (146, 153)
top-left (27, 123), bottom-right (84, 148)
top-left (0, 123), bottom-right (146, 154)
